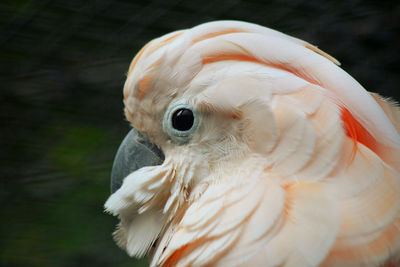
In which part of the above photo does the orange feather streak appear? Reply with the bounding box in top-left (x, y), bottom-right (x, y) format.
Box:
top-left (147, 32), bottom-right (184, 56)
top-left (340, 107), bottom-right (378, 156)
top-left (163, 244), bottom-right (191, 267)
top-left (138, 75), bottom-right (152, 100)
top-left (193, 29), bottom-right (246, 43)
top-left (201, 53), bottom-right (321, 86)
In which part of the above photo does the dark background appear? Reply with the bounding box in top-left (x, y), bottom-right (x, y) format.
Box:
top-left (1, 0), bottom-right (399, 266)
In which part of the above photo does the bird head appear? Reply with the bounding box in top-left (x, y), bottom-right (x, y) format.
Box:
top-left (105, 21), bottom-right (289, 257)
top-left (104, 20), bottom-right (400, 262)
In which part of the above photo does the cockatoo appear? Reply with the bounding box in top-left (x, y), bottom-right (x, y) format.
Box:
top-left (105, 21), bottom-right (400, 266)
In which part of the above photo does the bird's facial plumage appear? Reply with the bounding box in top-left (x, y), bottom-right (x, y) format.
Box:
top-left (105, 21), bottom-right (400, 266)
top-left (121, 29), bottom-right (281, 183)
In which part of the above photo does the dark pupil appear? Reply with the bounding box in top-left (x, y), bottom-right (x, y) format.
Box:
top-left (172, 108), bottom-right (194, 131)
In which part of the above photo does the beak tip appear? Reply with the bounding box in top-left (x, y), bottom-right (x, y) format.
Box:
top-left (110, 128), bottom-right (164, 193)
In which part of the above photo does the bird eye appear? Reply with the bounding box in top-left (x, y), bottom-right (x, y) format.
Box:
top-left (163, 104), bottom-right (199, 145)
top-left (172, 108), bottom-right (194, 131)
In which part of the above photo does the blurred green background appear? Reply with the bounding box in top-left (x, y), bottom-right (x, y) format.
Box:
top-left (1, 0), bottom-right (399, 266)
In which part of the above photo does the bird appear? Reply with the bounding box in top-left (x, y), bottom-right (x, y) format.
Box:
top-left (104, 20), bottom-right (400, 266)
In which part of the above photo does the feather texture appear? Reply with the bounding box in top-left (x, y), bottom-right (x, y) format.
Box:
top-left (106, 20), bottom-right (400, 266)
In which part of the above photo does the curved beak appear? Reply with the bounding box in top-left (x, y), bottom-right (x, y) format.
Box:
top-left (110, 128), bottom-right (165, 193)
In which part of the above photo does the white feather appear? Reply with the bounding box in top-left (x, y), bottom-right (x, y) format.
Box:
top-left (108, 20), bottom-right (400, 267)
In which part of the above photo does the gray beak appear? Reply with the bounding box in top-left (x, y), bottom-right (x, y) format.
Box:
top-left (110, 128), bottom-right (165, 193)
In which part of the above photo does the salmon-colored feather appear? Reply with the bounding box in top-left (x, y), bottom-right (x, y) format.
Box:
top-left (341, 107), bottom-right (378, 159)
top-left (105, 20), bottom-right (400, 267)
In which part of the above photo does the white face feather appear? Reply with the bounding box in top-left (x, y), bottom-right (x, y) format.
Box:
top-left (105, 20), bottom-right (400, 266)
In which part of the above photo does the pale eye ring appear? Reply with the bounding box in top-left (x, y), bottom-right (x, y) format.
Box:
top-left (163, 103), bottom-right (199, 144)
